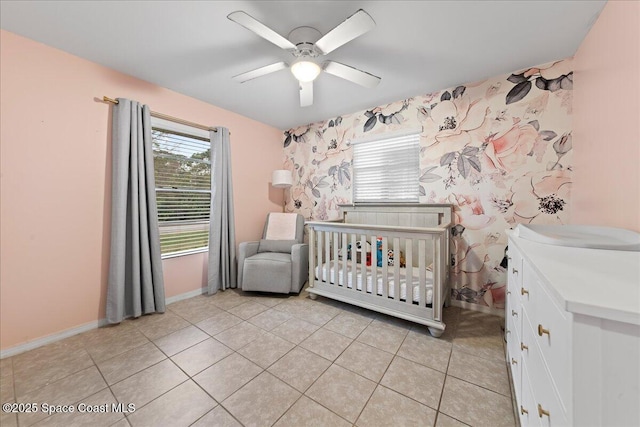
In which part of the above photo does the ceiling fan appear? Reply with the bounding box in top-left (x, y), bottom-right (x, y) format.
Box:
top-left (228, 9), bottom-right (381, 107)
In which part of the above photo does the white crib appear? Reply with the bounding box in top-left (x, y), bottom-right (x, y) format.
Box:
top-left (306, 204), bottom-right (453, 337)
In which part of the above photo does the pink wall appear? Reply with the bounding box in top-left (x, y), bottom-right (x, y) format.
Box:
top-left (0, 30), bottom-right (284, 350)
top-left (572, 1), bottom-right (640, 231)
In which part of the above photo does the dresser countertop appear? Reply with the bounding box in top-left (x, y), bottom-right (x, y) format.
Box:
top-left (507, 230), bottom-right (640, 325)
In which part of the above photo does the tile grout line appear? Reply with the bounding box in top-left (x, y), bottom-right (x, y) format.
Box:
top-left (278, 306), bottom-right (435, 426)
top-left (433, 305), bottom-right (460, 426)
top-left (266, 296), bottom-right (371, 426)
top-left (87, 346), bottom-right (138, 425)
top-left (187, 295), bottom-right (293, 427)
top-left (145, 301), bottom-right (246, 426)
top-left (9, 292), bottom-right (509, 427)
top-left (235, 296), bottom-right (346, 426)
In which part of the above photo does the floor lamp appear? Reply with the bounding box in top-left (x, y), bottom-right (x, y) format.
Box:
top-left (272, 169), bottom-right (292, 212)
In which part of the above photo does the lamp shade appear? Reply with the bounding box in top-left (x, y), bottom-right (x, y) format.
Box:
top-left (271, 170), bottom-right (293, 188)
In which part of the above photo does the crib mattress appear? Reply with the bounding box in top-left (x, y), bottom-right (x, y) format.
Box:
top-left (315, 263), bottom-right (433, 305)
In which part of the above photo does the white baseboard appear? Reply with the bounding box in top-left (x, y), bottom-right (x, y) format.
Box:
top-left (165, 287), bottom-right (207, 305)
top-left (0, 287), bottom-right (208, 359)
top-left (451, 299), bottom-right (505, 317)
top-left (0, 318), bottom-right (110, 359)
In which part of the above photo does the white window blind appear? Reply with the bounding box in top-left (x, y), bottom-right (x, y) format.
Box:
top-left (151, 124), bottom-right (211, 257)
top-left (352, 130), bottom-right (420, 203)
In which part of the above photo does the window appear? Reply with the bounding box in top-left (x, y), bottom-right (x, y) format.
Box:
top-left (352, 129), bottom-right (421, 203)
top-left (151, 118), bottom-right (211, 257)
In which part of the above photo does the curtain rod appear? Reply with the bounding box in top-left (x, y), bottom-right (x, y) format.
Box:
top-left (103, 96), bottom-right (218, 133)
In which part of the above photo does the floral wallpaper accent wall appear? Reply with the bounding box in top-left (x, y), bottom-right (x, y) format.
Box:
top-left (283, 59), bottom-right (573, 312)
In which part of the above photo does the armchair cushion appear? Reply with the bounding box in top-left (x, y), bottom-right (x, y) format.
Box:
top-left (257, 239), bottom-right (298, 254)
top-left (241, 252), bottom-right (292, 294)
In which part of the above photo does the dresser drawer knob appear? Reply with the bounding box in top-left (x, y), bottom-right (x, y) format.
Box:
top-left (511, 358), bottom-right (518, 365)
top-left (520, 406), bottom-right (528, 415)
top-left (512, 268), bottom-right (518, 274)
top-left (507, 291), bottom-right (511, 295)
top-left (521, 288), bottom-right (529, 296)
top-left (538, 324), bottom-right (550, 337)
top-left (537, 404), bottom-right (550, 418)
top-left (521, 342), bottom-right (528, 351)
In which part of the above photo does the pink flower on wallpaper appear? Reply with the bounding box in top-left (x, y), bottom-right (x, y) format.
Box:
top-left (484, 122), bottom-right (538, 173)
top-left (483, 283), bottom-right (506, 309)
top-left (449, 194), bottom-right (495, 230)
top-left (425, 96), bottom-right (489, 152)
top-left (290, 186), bottom-right (314, 217)
top-left (509, 170), bottom-right (571, 224)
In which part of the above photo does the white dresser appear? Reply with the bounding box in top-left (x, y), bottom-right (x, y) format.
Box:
top-left (505, 231), bottom-right (640, 427)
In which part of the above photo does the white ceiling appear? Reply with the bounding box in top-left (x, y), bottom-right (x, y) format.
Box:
top-left (1, 1), bottom-right (606, 130)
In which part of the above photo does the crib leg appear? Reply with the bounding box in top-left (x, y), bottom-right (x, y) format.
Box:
top-left (428, 327), bottom-right (444, 338)
top-left (309, 293), bottom-right (318, 300)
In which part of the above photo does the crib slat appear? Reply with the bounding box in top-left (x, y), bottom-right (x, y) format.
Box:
top-left (333, 232), bottom-right (339, 287)
top-left (342, 233), bottom-right (348, 288)
top-left (419, 238), bottom-right (426, 307)
top-left (382, 237), bottom-right (388, 299)
top-left (405, 238), bottom-right (413, 304)
top-left (361, 234), bottom-right (367, 293)
top-left (308, 227), bottom-right (315, 289)
top-left (351, 234), bottom-right (357, 292)
top-left (434, 233), bottom-right (442, 320)
top-left (393, 237), bottom-right (400, 303)
top-left (370, 235), bottom-right (377, 295)
top-left (317, 230), bottom-right (323, 282)
top-left (325, 231), bottom-right (331, 286)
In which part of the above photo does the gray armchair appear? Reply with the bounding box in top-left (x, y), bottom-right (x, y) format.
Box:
top-left (238, 213), bottom-right (308, 294)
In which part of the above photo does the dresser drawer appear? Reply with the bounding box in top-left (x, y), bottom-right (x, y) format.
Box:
top-left (508, 298), bottom-right (522, 341)
top-left (506, 310), bottom-right (522, 403)
top-left (522, 311), bottom-right (569, 426)
top-left (522, 268), bottom-right (572, 411)
top-left (507, 242), bottom-right (524, 301)
top-left (519, 360), bottom-right (541, 427)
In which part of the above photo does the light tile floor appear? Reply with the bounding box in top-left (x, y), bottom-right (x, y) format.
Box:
top-left (0, 288), bottom-right (515, 427)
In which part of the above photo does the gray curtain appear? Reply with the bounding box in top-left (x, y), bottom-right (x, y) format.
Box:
top-left (107, 98), bottom-right (165, 323)
top-left (208, 127), bottom-right (237, 294)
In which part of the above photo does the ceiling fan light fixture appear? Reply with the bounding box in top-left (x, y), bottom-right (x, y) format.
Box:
top-left (291, 60), bottom-right (321, 82)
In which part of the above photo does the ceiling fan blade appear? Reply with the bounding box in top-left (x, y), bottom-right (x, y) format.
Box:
top-left (299, 81), bottom-right (313, 107)
top-left (228, 11), bottom-right (296, 51)
top-left (322, 61), bottom-right (381, 88)
top-left (232, 62), bottom-right (288, 83)
top-left (315, 9), bottom-right (375, 55)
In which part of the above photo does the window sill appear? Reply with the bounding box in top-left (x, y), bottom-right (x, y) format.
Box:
top-left (161, 247), bottom-right (208, 260)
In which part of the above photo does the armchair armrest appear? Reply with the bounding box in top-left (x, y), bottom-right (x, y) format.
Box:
top-left (291, 243), bottom-right (309, 293)
top-left (238, 241), bottom-right (260, 286)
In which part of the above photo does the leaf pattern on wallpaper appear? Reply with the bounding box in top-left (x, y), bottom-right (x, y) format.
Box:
top-left (328, 116), bottom-right (343, 128)
top-left (505, 60), bottom-right (573, 105)
top-left (439, 145), bottom-right (482, 184)
top-left (419, 166), bottom-right (441, 183)
top-left (362, 100), bottom-right (409, 132)
top-left (283, 58), bottom-right (573, 310)
top-left (283, 127), bottom-right (312, 147)
top-left (328, 160), bottom-right (352, 188)
top-left (539, 130), bottom-right (558, 141)
top-left (452, 85), bottom-right (466, 99)
top-left (506, 80), bottom-right (532, 104)
top-left (548, 132), bottom-right (572, 171)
